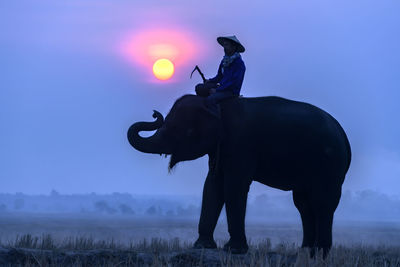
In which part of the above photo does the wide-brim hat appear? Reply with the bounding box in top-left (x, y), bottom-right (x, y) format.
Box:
top-left (217, 35), bottom-right (245, 53)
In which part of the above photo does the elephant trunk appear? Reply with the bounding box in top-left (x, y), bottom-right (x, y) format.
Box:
top-left (127, 110), bottom-right (171, 154)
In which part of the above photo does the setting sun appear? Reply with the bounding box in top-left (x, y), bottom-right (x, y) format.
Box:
top-left (152, 58), bottom-right (174, 80)
top-left (120, 28), bottom-right (206, 82)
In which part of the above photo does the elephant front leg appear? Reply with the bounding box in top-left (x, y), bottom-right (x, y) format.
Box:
top-left (194, 162), bottom-right (224, 249)
top-left (223, 169), bottom-right (252, 254)
top-left (293, 190), bottom-right (316, 248)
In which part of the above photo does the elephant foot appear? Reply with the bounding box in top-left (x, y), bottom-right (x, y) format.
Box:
top-left (319, 247), bottom-right (331, 259)
top-left (192, 236), bottom-right (217, 249)
top-left (308, 247), bottom-right (316, 258)
top-left (304, 246), bottom-right (330, 259)
top-left (223, 239), bottom-right (249, 254)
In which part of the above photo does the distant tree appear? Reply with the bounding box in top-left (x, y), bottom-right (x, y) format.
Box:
top-left (146, 205), bottom-right (157, 216)
top-left (166, 209), bottom-right (175, 217)
top-left (0, 204), bottom-right (6, 212)
top-left (176, 204), bottom-right (199, 216)
top-left (94, 201), bottom-right (116, 214)
top-left (14, 198), bottom-right (25, 210)
top-left (119, 204), bottom-right (135, 215)
top-left (50, 190), bottom-right (60, 197)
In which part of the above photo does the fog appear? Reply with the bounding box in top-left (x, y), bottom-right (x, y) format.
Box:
top-left (0, 190), bottom-right (399, 222)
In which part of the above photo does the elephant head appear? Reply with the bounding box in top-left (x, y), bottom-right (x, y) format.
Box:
top-left (127, 95), bottom-right (220, 170)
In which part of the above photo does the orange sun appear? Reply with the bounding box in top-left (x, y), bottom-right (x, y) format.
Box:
top-left (152, 58), bottom-right (174, 80)
top-left (121, 28), bottom-right (207, 82)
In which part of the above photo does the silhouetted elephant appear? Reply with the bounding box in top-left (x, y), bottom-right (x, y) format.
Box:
top-left (127, 95), bottom-right (351, 256)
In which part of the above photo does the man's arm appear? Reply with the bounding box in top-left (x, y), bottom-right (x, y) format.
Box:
top-left (215, 61), bottom-right (245, 92)
top-left (207, 62), bottom-right (223, 83)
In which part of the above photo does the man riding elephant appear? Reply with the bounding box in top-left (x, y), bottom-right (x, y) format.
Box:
top-left (195, 35), bottom-right (246, 116)
top-left (127, 34), bottom-right (352, 258)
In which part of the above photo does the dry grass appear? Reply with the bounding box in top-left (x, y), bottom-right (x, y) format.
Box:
top-left (1, 235), bottom-right (400, 266)
top-left (1, 214), bottom-right (399, 266)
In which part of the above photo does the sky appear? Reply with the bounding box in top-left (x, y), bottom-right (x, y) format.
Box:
top-left (0, 0), bottom-right (399, 196)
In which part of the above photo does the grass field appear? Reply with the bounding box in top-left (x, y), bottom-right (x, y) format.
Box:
top-left (0, 213), bottom-right (400, 266)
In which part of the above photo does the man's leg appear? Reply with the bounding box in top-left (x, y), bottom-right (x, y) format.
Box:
top-left (195, 82), bottom-right (218, 97)
top-left (207, 91), bottom-right (234, 104)
top-left (205, 91), bottom-right (234, 117)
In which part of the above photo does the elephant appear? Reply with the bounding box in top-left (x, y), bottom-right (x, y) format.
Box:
top-left (127, 94), bottom-right (351, 256)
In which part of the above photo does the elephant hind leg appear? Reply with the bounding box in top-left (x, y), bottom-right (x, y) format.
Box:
top-left (314, 211), bottom-right (334, 258)
top-left (313, 187), bottom-right (341, 258)
top-left (293, 190), bottom-right (316, 248)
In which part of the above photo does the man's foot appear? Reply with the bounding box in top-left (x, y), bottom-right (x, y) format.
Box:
top-left (223, 239), bottom-right (249, 254)
top-left (192, 236), bottom-right (217, 249)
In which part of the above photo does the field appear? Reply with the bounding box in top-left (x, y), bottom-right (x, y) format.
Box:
top-left (0, 213), bottom-right (400, 266)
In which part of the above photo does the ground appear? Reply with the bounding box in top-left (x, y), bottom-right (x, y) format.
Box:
top-left (0, 213), bottom-right (400, 266)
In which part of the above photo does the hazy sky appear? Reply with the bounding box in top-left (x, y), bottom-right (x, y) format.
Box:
top-left (1, 0), bottom-right (399, 196)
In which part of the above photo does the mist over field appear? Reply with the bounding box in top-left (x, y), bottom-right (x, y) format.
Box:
top-left (1, 190), bottom-right (400, 256)
top-left (0, 190), bottom-right (399, 222)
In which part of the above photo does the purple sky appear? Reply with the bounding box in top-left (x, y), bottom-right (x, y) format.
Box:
top-left (1, 0), bottom-right (399, 196)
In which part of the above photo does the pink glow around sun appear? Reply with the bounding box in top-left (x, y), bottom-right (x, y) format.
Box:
top-left (120, 28), bottom-right (205, 82)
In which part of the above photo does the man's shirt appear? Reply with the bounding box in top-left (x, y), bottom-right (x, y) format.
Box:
top-left (208, 55), bottom-right (246, 96)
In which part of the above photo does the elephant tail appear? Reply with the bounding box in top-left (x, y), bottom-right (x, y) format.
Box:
top-left (343, 131), bottom-right (352, 174)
